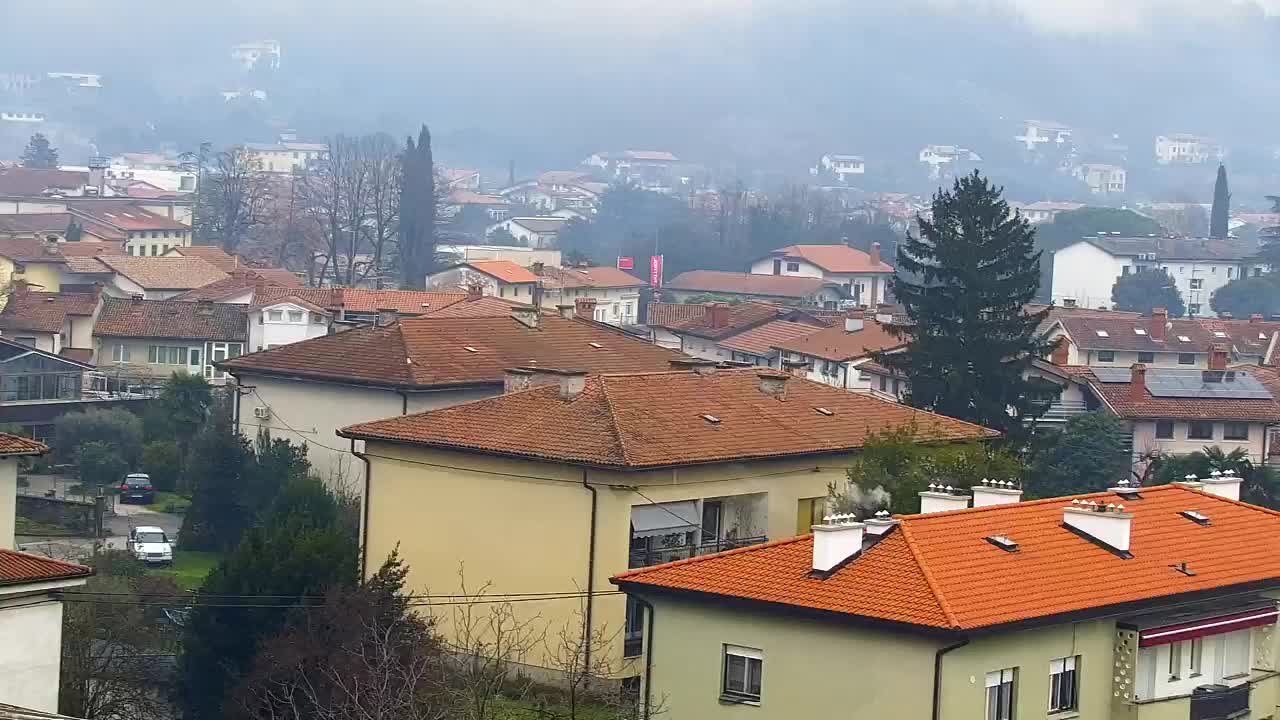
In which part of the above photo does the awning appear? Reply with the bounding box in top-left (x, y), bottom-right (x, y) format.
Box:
top-left (630, 501), bottom-right (700, 539)
top-left (1139, 606), bottom-right (1279, 647)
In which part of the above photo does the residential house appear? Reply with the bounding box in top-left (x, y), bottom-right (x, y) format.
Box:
top-left (218, 307), bottom-right (687, 486)
top-left (1015, 119), bottom-right (1073, 151)
top-left (646, 302), bottom-right (708, 349)
top-left (443, 190), bottom-right (511, 221)
top-left (425, 261), bottom-right (540, 303)
top-left (92, 296), bottom-right (247, 385)
top-left (584, 150), bottom-right (679, 190)
top-left (815, 155), bottom-right (865, 185)
top-left (664, 271), bottom-right (849, 309)
top-left (0, 214), bottom-right (122, 243)
top-left (1046, 309), bottom-right (1280, 368)
top-left (0, 432), bottom-right (51, 550)
top-left (918, 145), bottom-right (982, 179)
top-left (614, 480), bottom-right (1280, 720)
top-left (436, 244), bottom-right (562, 269)
top-left (0, 239), bottom-right (81, 296)
top-left (338, 365), bottom-right (995, 673)
top-left (440, 168), bottom-right (481, 191)
top-left (485, 217), bottom-right (567, 249)
top-left (76, 256), bottom-right (229, 300)
top-left (0, 290), bottom-right (99, 355)
top-left (1011, 201), bottom-right (1085, 224)
top-left (530, 264), bottom-right (647, 326)
top-left (1074, 163), bottom-right (1127, 194)
top-left (772, 310), bottom-right (906, 391)
top-left (247, 295), bottom-right (331, 353)
top-left (1050, 236), bottom-right (1266, 317)
top-left (659, 302), bottom-right (826, 362)
top-left (65, 202), bottom-right (192, 256)
top-left (750, 243), bottom-right (894, 307)
top-left (242, 139), bottom-right (327, 174)
top-left (1155, 134), bottom-right (1224, 165)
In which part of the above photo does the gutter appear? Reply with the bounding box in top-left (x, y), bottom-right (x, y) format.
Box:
top-left (932, 637), bottom-right (969, 720)
top-left (351, 438), bottom-right (373, 578)
top-left (635, 594), bottom-right (656, 720)
top-left (582, 469), bottom-right (598, 679)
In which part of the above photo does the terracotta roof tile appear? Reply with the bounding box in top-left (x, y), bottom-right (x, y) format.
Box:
top-left (222, 314), bottom-right (684, 388)
top-left (59, 347), bottom-right (93, 364)
top-left (95, 297), bottom-right (247, 341)
top-left (62, 256), bottom-right (111, 273)
top-left (0, 548), bottom-right (90, 586)
top-left (615, 485), bottom-right (1280, 631)
top-left (341, 368), bottom-right (996, 468)
top-left (717, 320), bottom-right (825, 356)
top-left (0, 432), bottom-right (48, 456)
top-left (0, 237), bottom-right (67, 263)
top-left (247, 287), bottom-right (469, 315)
top-left (767, 244), bottom-right (895, 273)
top-left (67, 203), bottom-right (190, 231)
top-left (170, 276), bottom-right (262, 302)
top-left (168, 245), bottom-right (239, 271)
top-left (0, 213), bottom-right (76, 234)
top-left (646, 302), bottom-right (704, 329)
top-left (537, 266), bottom-right (646, 289)
top-left (772, 318), bottom-right (906, 361)
top-left (0, 168), bottom-right (86, 196)
top-left (95, 256), bottom-right (229, 290)
top-left (0, 291), bottom-right (98, 333)
top-left (1085, 367), bottom-right (1280, 422)
top-left (1059, 315), bottom-right (1280, 355)
top-left (248, 267), bottom-right (303, 287)
top-left (421, 295), bottom-right (522, 318)
top-left (464, 260), bottom-right (540, 284)
top-left (667, 302), bottom-right (808, 341)
top-left (665, 271), bottom-right (838, 300)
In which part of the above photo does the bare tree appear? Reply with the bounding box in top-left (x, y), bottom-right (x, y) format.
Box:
top-left (537, 601), bottom-right (662, 720)
top-left (198, 146), bottom-right (274, 253)
top-left (360, 134), bottom-right (401, 288)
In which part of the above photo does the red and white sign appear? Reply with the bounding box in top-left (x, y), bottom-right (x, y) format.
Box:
top-left (649, 255), bottom-right (663, 287)
top-left (617, 256), bottom-right (634, 271)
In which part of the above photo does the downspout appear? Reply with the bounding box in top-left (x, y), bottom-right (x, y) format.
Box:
top-left (932, 637), bottom-right (969, 720)
top-left (351, 438), bottom-right (372, 579)
top-left (582, 468), bottom-right (598, 677)
top-left (397, 389), bottom-right (409, 415)
top-left (636, 595), bottom-right (656, 720)
top-left (230, 371), bottom-right (242, 434)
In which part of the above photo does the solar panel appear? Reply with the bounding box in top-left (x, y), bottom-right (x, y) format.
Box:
top-left (1091, 367), bottom-right (1133, 383)
top-left (1144, 369), bottom-right (1273, 399)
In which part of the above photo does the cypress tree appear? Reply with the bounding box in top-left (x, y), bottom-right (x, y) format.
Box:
top-left (397, 125), bottom-right (436, 289)
top-left (875, 171), bottom-right (1053, 444)
top-left (1210, 163), bottom-right (1230, 239)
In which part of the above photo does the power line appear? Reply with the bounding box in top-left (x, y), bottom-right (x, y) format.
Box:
top-left (54, 591), bottom-right (624, 610)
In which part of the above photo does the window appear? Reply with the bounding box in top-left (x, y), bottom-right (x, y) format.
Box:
top-left (986, 668), bottom-right (1016, 720)
top-left (188, 348), bottom-right (201, 367)
top-left (267, 310), bottom-right (284, 322)
top-left (1224, 422), bottom-right (1250, 441)
top-left (1097, 351), bottom-right (1115, 363)
top-left (1156, 420), bottom-right (1175, 439)
top-left (1190, 278), bottom-right (1204, 290)
top-left (287, 310), bottom-right (304, 323)
top-left (311, 313), bottom-right (326, 324)
top-left (147, 345), bottom-right (188, 365)
top-left (1187, 421), bottom-right (1214, 440)
top-left (111, 343), bottom-right (130, 362)
top-left (1223, 629), bottom-right (1250, 678)
top-left (1138, 352), bottom-right (1155, 363)
top-left (722, 646), bottom-right (762, 703)
top-left (1168, 640), bottom-right (1182, 680)
top-left (1048, 656), bottom-right (1078, 714)
top-left (1178, 353), bottom-right (1196, 365)
top-left (785, 262), bottom-right (800, 272)
top-left (879, 376), bottom-right (888, 392)
top-left (1189, 637), bottom-right (1203, 676)
top-left (1122, 265), bottom-right (1131, 275)
top-left (1228, 267), bottom-right (1234, 279)
top-left (13, 337), bottom-right (36, 347)
top-left (623, 597), bottom-right (644, 658)
top-left (1189, 304), bottom-right (1201, 315)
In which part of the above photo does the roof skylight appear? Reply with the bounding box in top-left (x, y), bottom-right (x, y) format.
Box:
top-left (702, 414), bottom-right (721, 424)
top-left (985, 535), bottom-right (1019, 552)
top-left (1096, 330), bottom-right (1110, 337)
top-left (588, 342), bottom-right (603, 349)
top-left (815, 407), bottom-right (835, 416)
top-left (1180, 510), bottom-right (1210, 526)
top-left (1177, 335), bottom-right (1192, 342)
top-left (463, 346), bottom-right (479, 353)
top-left (1133, 328), bottom-right (1147, 335)
top-left (1214, 331), bottom-right (1227, 338)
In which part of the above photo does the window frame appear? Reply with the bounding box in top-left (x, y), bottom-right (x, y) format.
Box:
top-left (1223, 422), bottom-right (1250, 441)
top-left (1178, 353), bottom-right (1196, 365)
top-left (785, 262), bottom-right (800, 273)
top-left (1187, 421), bottom-right (1214, 441)
top-left (721, 645), bottom-right (763, 704)
top-left (1138, 351), bottom-right (1155, 363)
top-left (1189, 637), bottom-right (1203, 677)
top-left (1097, 350), bottom-right (1116, 363)
top-left (1048, 656), bottom-right (1078, 714)
top-left (1168, 640), bottom-right (1182, 680)
top-left (986, 667), bottom-right (1016, 720)
top-left (1155, 420), bottom-right (1175, 440)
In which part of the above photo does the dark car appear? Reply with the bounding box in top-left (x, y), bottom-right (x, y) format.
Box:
top-left (118, 474), bottom-right (155, 504)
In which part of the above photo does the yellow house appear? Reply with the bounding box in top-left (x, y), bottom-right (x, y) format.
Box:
top-left (615, 478), bottom-right (1280, 720)
top-left (0, 238), bottom-right (73, 299)
top-left (338, 365), bottom-right (994, 675)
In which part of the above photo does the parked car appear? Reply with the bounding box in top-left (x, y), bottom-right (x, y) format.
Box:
top-left (118, 473), bottom-right (154, 504)
top-left (127, 525), bottom-right (173, 566)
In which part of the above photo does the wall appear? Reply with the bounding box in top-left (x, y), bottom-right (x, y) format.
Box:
top-left (1157, 260), bottom-right (1243, 318)
top-left (0, 596), bottom-right (65, 711)
top-left (748, 257), bottom-right (824, 279)
top-left (93, 338), bottom-right (207, 382)
top-left (541, 286), bottom-right (642, 326)
top-left (1051, 241), bottom-right (1124, 309)
top-left (249, 305), bottom-right (328, 352)
top-left (636, 594), bottom-right (941, 720)
top-left (678, 334), bottom-right (728, 361)
top-left (0, 458), bottom-right (14, 548)
top-left (1131, 419), bottom-right (1267, 463)
top-left (651, 327), bottom-right (681, 349)
top-left (125, 228), bottom-right (191, 258)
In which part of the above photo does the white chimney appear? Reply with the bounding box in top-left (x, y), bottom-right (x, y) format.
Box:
top-left (556, 369), bottom-right (588, 400)
top-left (844, 309), bottom-right (865, 333)
top-left (556, 304), bottom-right (575, 320)
top-left (1200, 469), bottom-right (1242, 501)
top-left (971, 479), bottom-right (1022, 507)
top-left (1174, 473), bottom-right (1204, 490)
top-left (1063, 501), bottom-right (1132, 555)
top-left (511, 305), bottom-right (539, 329)
top-left (864, 509), bottom-right (898, 537)
top-left (918, 484), bottom-right (970, 514)
top-left (811, 513), bottom-right (865, 574)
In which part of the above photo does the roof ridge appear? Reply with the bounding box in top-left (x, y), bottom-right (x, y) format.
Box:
top-left (896, 521), bottom-right (960, 629)
top-left (391, 324), bottom-right (417, 385)
top-left (596, 376), bottom-right (635, 466)
top-left (613, 534), bottom-right (813, 581)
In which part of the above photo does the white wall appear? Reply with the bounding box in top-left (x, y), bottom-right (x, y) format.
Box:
top-left (748, 259), bottom-right (888, 305)
top-left (0, 458), bottom-right (16, 549)
top-left (249, 304), bottom-right (328, 352)
top-left (1051, 242), bottom-right (1125, 309)
top-left (1131, 419), bottom-right (1267, 463)
top-left (543, 286), bottom-right (641, 326)
top-left (1157, 260), bottom-right (1245, 318)
top-left (0, 597), bottom-right (64, 711)
top-left (749, 257), bottom-right (824, 279)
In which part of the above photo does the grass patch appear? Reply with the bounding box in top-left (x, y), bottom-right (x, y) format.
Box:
top-left (490, 693), bottom-right (619, 720)
top-left (151, 550), bottom-right (221, 591)
top-left (14, 515), bottom-right (71, 536)
top-left (146, 491), bottom-right (191, 514)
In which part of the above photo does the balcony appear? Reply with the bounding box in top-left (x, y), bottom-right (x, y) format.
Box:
top-left (628, 536), bottom-right (768, 569)
top-left (1190, 683), bottom-right (1250, 720)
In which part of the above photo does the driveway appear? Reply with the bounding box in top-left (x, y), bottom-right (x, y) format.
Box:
top-left (16, 474), bottom-right (183, 562)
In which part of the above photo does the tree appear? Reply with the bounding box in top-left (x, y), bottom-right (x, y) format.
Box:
top-left (398, 126), bottom-right (437, 289)
top-left (158, 372), bottom-right (212, 449)
top-left (180, 476), bottom-right (359, 720)
top-left (1025, 412), bottom-right (1131, 498)
top-left (197, 146), bottom-right (274, 252)
top-left (1259, 195), bottom-right (1280, 268)
top-left (177, 417), bottom-right (255, 551)
top-left (1210, 164), bottom-right (1231, 239)
top-left (76, 441), bottom-right (127, 487)
top-left (141, 440), bottom-right (182, 492)
top-left (1211, 274), bottom-right (1280, 319)
top-left (876, 172), bottom-right (1053, 443)
top-left (1111, 268), bottom-right (1186, 317)
top-left (1151, 447), bottom-right (1280, 508)
top-left (54, 407), bottom-right (144, 468)
top-left (20, 133), bottom-right (59, 168)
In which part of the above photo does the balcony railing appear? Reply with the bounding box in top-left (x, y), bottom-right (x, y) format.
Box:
top-left (1189, 683), bottom-right (1249, 720)
top-left (629, 536), bottom-right (768, 569)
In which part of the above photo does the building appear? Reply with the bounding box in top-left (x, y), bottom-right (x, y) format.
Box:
top-left (530, 264), bottom-right (647, 326)
top-left (918, 145), bottom-right (981, 179)
top-left (749, 243), bottom-right (894, 307)
top-left (424, 260), bottom-right (540, 303)
top-left (1050, 237), bottom-right (1266, 317)
top-left (242, 138), bottom-right (327, 174)
top-left (247, 294), bottom-right (331, 353)
top-left (664, 271), bottom-right (849, 309)
top-left (435, 244), bottom-right (562, 269)
top-left (658, 302), bottom-right (825, 363)
top-left (614, 480), bottom-right (1280, 720)
top-left (815, 155), bottom-right (865, 184)
top-left (485, 217), bottom-right (567, 249)
top-left (772, 310), bottom-right (905, 390)
top-left (1074, 163), bottom-right (1127, 194)
top-left (1155, 134), bottom-right (1224, 165)
top-left (645, 303), bottom-right (709, 349)
top-left (1015, 119), bottom-right (1073, 151)
top-left (0, 290), bottom-right (99, 355)
top-left (92, 297), bottom-right (247, 385)
top-left (1046, 309), bottom-right (1280, 368)
top-left (73, 256), bottom-right (229, 300)
top-left (338, 365), bottom-right (995, 673)
top-left (218, 307), bottom-right (687, 487)
top-left (1011, 201), bottom-right (1085, 224)
top-left (231, 41), bottom-right (281, 71)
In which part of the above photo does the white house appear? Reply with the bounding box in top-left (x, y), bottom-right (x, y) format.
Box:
top-left (248, 297), bottom-right (332, 353)
top-left (749, 243), bottom-right (894, 307)
top-left (1155, 134), bottom-right (1224, 165)
top-left (772, 310), bottom-right (905, 391)
top-left (485, 217), bottom-right (567, 249)
top-left (1050, 236), bottom-right (1266, 318)
top-left (243, 137), bottom-right (326, 174)
top-left (1012, 201), bottom-right (1085, 224)
top-left (918, 145), bottom-right (981, 179)
top-left (425, 260), bottom-right (540, 303)
top-left (1015, 120), bottom-right (1073, 151)
top-left (816, 155), bottom-right (865, 184)
top-left (1074, 164), bottom-right (1126, 195)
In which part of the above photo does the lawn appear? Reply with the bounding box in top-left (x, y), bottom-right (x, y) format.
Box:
top-left (145, 491), bottom-right (191, 514)
top-left (151, 550), bottom-right (221, 591)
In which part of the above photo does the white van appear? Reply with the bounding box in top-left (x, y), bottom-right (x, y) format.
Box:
top-left (127, 526), bottom-right (174, 566)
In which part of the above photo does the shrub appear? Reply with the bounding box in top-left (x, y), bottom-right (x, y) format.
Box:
top-left (142, 441), bottom-right (183, 492)
top-left (77, 441), bottom-right (127, 487)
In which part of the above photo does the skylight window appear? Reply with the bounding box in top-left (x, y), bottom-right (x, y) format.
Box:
top-left (1214, 331), bottom-right (1227, 338)
top-left (702, 414), bottom-right (721, 424)
top-left (463, 346), bottom-right (479, 353)
top-left (1133, 328), bottom-right (1147, 336)
top-left (1180, 510), bottom-right (1210, 526)
top-left (985, 535), bottom-right (1019, 552)
top-left (814, 407), bottom-right (834, 416)
top-left (588, 342), bottom-right (603, 349)
top-left (1261, 333), bottom-right (1269, 340)
top-left (1095, 330), bottom-right (1109, 338)
top-left (1177, 335), bottom-right (1192, 342)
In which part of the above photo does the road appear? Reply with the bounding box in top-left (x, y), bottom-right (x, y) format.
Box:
top-left (15, 474), bottom-right (183, 562)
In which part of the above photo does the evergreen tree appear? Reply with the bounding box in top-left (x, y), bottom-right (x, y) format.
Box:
top-left (1025, 412), bottom-right (1131, 497)
top-left (397, 125), bottom-right (436, 289)
top-left (64, 220), bottom-right (82, 242)
top-left (876, 171), bottom-right (1052, 443)
top-left (1111, 268), bottom-right (1186, 317)
top-left (1210, 163), bottom-right (1231, 239)
top-left (20, 133), bottom-right (59, 168)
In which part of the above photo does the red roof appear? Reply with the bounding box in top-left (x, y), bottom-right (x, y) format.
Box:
top-left (0, 291), bottom-right (98, 333)
top-left (666, 271), bottom-right (836, 300)
top-left (464, 260), bottom-right (540, 284)
top-left (1085, 368), bottom-right (1280, 422)
top-left (341, 368), bottom-right (995, 468)
top-left (537, 265), bottom-right (646, 290)
top-left (0, 548), bottom-right (90, 586)
top-left (768, 244), bottom-right (895, 273)
top-left (95, 256), bottom-right (229, 290)
top-left (717, 320), bottom-right (825, 356)
top-left (666, 302), bottom-right (822, 341)
top-left (646, 302), bottom-right (705, 329)
top-left (1058, 315), bottom-right (1280, 357)
top-left (0, 432), bottom-right (48, 456)
top-left (614, 485), bottom-right (1280, 631)
top-left (169, 246), bottom-right (239, 272)
top-left (94, 297), bottom-right (247, 341)
top-left (68, 202), bottom-right (189, 231)
top-left (0, 168), bottom-right (86, 196)
top-left (421, 295), bottom-right (523, 318)
top-left (248, 287), bottom-right (469, 315)
top-left (772, 318), bottom-right (906, 362)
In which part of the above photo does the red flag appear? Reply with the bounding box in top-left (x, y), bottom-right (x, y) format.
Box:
top-left (649, 255), bottom-right (663, 287)
top-left (617, 256), bottom-right (634, 270)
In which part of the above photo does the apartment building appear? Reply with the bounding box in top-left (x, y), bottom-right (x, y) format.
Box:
top-left (749, 243), bottom-right (894, 308)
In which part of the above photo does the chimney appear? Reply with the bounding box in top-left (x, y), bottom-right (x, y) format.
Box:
top-left (1130, 363), bottom-right (1147, 402)
top-left (844, 309), bottom-right (865, 333)
top-left (532, 261), bottom-right (545, 274)
top-left (130, 294), bottom-right (144, 304)
top-left (971, 479), bottom-right (1022, 507)
top-left (918, 484), bottom-right (971, 513)
top-left (1201, 469), bottom-right (1243, 501)
top-left (811, 513), bottom-right (866, 575)
top-left (575, 297), bottom-right (598, 320)
top-left (875, 304), bottom-right (894, 325)
top-left (1219, 312), bottom-right (1234, 320)
top-left (556, 304), bottom-right (575, 320)
top-left (1050, 337), bottom-right (1070, 366)
top-left (1062, 500), bottom-right (1133, 556)
top-left (375, 308), bottom-right (398, 327)
top-left (863, 509), bottom-right (898, 538)
top-left (1175, 473), bottom-right (1204, 490)
top-left (870, 242), bottom-right (881, 267)
top-left (669, 358), bottom-right (718, 376)
top-left (706, 302), bottom-right (730, 329)
top-left (503, 367), bottom-right (533, 394)
top-left (511, 304), bottom-right (539, 329)
top-left (555, 369), bottom-right (588, 400)
top-left (1250, 313), bottom-right (1264, 324)
top-left (1209, 343), bottom-right (1229, 371)
top-left (756, 370), bottom-right (789, 398)
top-left (466, 284), bottom-right (483, 301)
top-left (1150, 308), bottom-right (1167, 341)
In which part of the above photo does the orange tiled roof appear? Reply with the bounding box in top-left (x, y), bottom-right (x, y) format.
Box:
top-left (421, 295), bottom-right (523, 318)
top-left (0, 291), bottom-right (98, 333)
top-left (614, 485), bottom-right (1280, 631)
top-left (717, 320), bottom-right (825, 356)
top-left (247, 287), bottom-right (469, 315)
top-left (537, 265), bottom-right (646, 290)
top-left (665, 271), bottom-right (836, 300)
top-left (768, 244), bottom-right (895, 273)
top-left (0, 548), bottom-right (90, 586)
top-left (772, 318), bottom-right (906, 362)
top-left (464, 260), bottom-right (540, 284)
top-left (646, 302), bottom-right (705, 329)
top-left (249, 267), bottom-right (303, 287)
top-left (340, 368), bottom-right (996, 468)
top-left (221, 314), bottom-right (684, 388)
top-left (0, 432), bottom-right (48, 456)
top-left (94, 256), bottom-right (229, 290)
top-left (666, 302), bottom-right (798, 341)
top-left (169, 245), bottom-right (239, 272)
top-left (94, 297), bottom-right (247, 341)
top-left (1085, 368), bottom-right (1280, 422)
